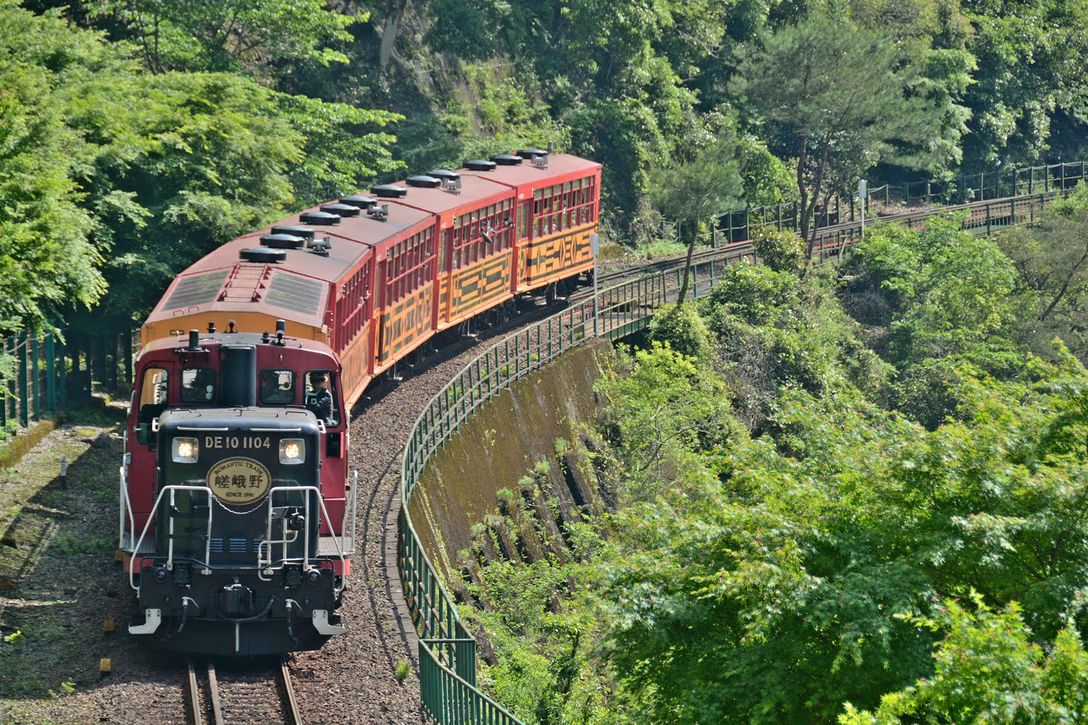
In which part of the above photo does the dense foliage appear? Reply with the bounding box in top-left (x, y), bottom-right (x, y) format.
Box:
top-left (459, 197), bottom-right (1088, 722)
top-left (0, 1), bottom-right (399, 333)
top-left (5, 0), bottom-right (1088, 333)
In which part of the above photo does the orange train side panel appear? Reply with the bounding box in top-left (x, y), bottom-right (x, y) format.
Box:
top-left (438, 252), bottom-right (513, 330)
top-left (374, 285), bottom-right (434, 375)
top-left (518, 222), bottom-right (597, 292)
top-left (339, 320), bottom-right (373, 410)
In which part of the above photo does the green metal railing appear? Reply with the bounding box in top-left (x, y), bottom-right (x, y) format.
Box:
top-left (711, 160), bottom-right (1086, 245)
top-left (397, 184), bottom-right (1076, 723)
top-left (1, 332), bottom-right (67, 431)
top-left (0, 327), bottom-right (137, 436)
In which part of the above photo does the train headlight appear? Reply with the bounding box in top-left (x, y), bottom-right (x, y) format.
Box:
top-left (172, 437), bottom-right (199, 463)
top-left (279, 438), bottom-right (305, 465)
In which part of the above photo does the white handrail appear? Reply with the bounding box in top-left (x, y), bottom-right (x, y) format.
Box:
top-left (128, 484), bottom-right (214, 591)
top-left (259, 485), bottom-right (349, 593)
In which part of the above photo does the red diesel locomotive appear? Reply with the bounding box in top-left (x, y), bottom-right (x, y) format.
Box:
top-left (120, 150), bottom-right (601, 655)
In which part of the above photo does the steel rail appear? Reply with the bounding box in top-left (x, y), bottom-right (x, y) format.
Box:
top-left (186, 658), bottom-right (204, 725)
top-left (206, 661), bottom-right (223, 725)
top-left (279, 657), bottom-right (303, 725)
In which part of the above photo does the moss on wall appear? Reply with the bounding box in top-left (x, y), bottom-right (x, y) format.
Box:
top-left (408, 339), bottom-right (612, 580)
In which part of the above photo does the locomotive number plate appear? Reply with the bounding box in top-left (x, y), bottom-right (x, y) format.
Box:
top-left (207, 457), bottom-right (272, 505)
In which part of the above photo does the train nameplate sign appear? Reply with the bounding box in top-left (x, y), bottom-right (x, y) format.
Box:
top-left (207, 457), bottom-right (272, 505)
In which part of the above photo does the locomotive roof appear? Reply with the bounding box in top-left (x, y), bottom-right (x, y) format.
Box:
top-left (144, 200), bottom-right (434, 328)
top-left (463, 153), bottom-right (601, 187)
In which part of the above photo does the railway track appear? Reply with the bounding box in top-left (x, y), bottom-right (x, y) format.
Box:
top-left (185, 657), bottom-right (301, 725)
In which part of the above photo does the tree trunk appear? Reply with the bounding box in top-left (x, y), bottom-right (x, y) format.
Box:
top-left (1039, 246), bottom-right (1088, 321)
top-left (379, 1), bottom-right (408, 72)
top-left (676, 227), bottom-right (698, 304)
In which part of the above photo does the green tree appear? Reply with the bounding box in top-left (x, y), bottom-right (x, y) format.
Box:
top-left (0, 2), bottom-right (111, 333)
top-left (647, 303), bottom-right (712, 360)
top-left (842, 595), bottom-right (1088, 723)
top-left (734, 12), bottom-right (943, 257)
top-left (997, 184), bottom-right (1088, 358)
top-left (65, 71), bottom-right (400, 320)
top-left (649, 134), bottom-right (743, 302)
top-left (88, 0), bottom-right (356, 79)
top-left (959, 0), bottom-right (1088, 167)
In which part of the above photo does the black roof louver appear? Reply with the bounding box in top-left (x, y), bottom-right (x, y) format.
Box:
top-left (517, 149), bottom-right (548, 159)
top-left (260, 233), bottom-right (306, 249)
top-left (371, 184), bottom-right (408, 198)
top-left (240, 247), bottom-right (287, 263)
top-left (340, 195), bottom-right (377, 209)
top-left (491, 153), bottom-right (523, 166)
top-left (464, 159), bottom-right (496, 171)
top-left (427, 169), bottom-right (460, 181)
top-left (300, 211), bottom-right (340, 226)
top-left (321, 203), bottom-right (360, 217)
top-left (271, 224), bottom-right (315, 241)
top-left (406, 175), bottom-right (441, 188)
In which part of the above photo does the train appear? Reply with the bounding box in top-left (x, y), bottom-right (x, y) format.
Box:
top-left (118, 150), bottom-right (602, 655)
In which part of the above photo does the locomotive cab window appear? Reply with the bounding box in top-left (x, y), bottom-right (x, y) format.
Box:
top-left (305, 370), bottom-right (339, 427)
top-left (181, 367), bottom-right (216, 404)
top-left (260, 369), bottom-right (295, 404)
top-left (135, 367), bottom-right (169, 445)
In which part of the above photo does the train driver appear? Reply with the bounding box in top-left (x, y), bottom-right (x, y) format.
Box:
top-left (306, 371), bottom-right (335, 425)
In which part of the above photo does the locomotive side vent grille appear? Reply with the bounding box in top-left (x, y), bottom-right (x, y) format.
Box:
top-left (209, 537), bottom-right (224, 555)
top-left (164, 271), bottom-right (229, 310)
top-left (228, 537), bottom-right (248, 554)
top-left (265, 272), bottom-right (325, 315)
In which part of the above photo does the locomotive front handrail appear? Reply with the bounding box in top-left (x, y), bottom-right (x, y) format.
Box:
top-left (259, 485), bottom-right (349, 593)
top-left (128, 484), bottom-right (215, 591)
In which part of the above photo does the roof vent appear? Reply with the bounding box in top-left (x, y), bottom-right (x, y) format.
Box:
top-left (531, 154), bottom-right (549, 169)
top-left (491, 153), bottom-right (523, 166)
top-left (371, 184), bottom-right (407, 198)
top-left (300, 211), bottom-right (340, 226)
top-left (260, 233), bottom-right (306, 250)
top-left (464, 159), bottom-right (496, 172)
top-left (367, 204), bottom-right (389, 222)
top-left (406, 175), bottom-right (441, 188)
top-left (517, 148), bottom-right (548, 159)
top-left (321, 203), bottom-right (360, 217)
top-left (271, 224), bottom-right (315, 241)
top-left (340, 195), bottom-right (377, 209)
top-left (309, 236), bottom-right (332, 256)
top-left (427, 169), bottom-right (460, 181)
top-left (240, 247), bottom-right (287, 263)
